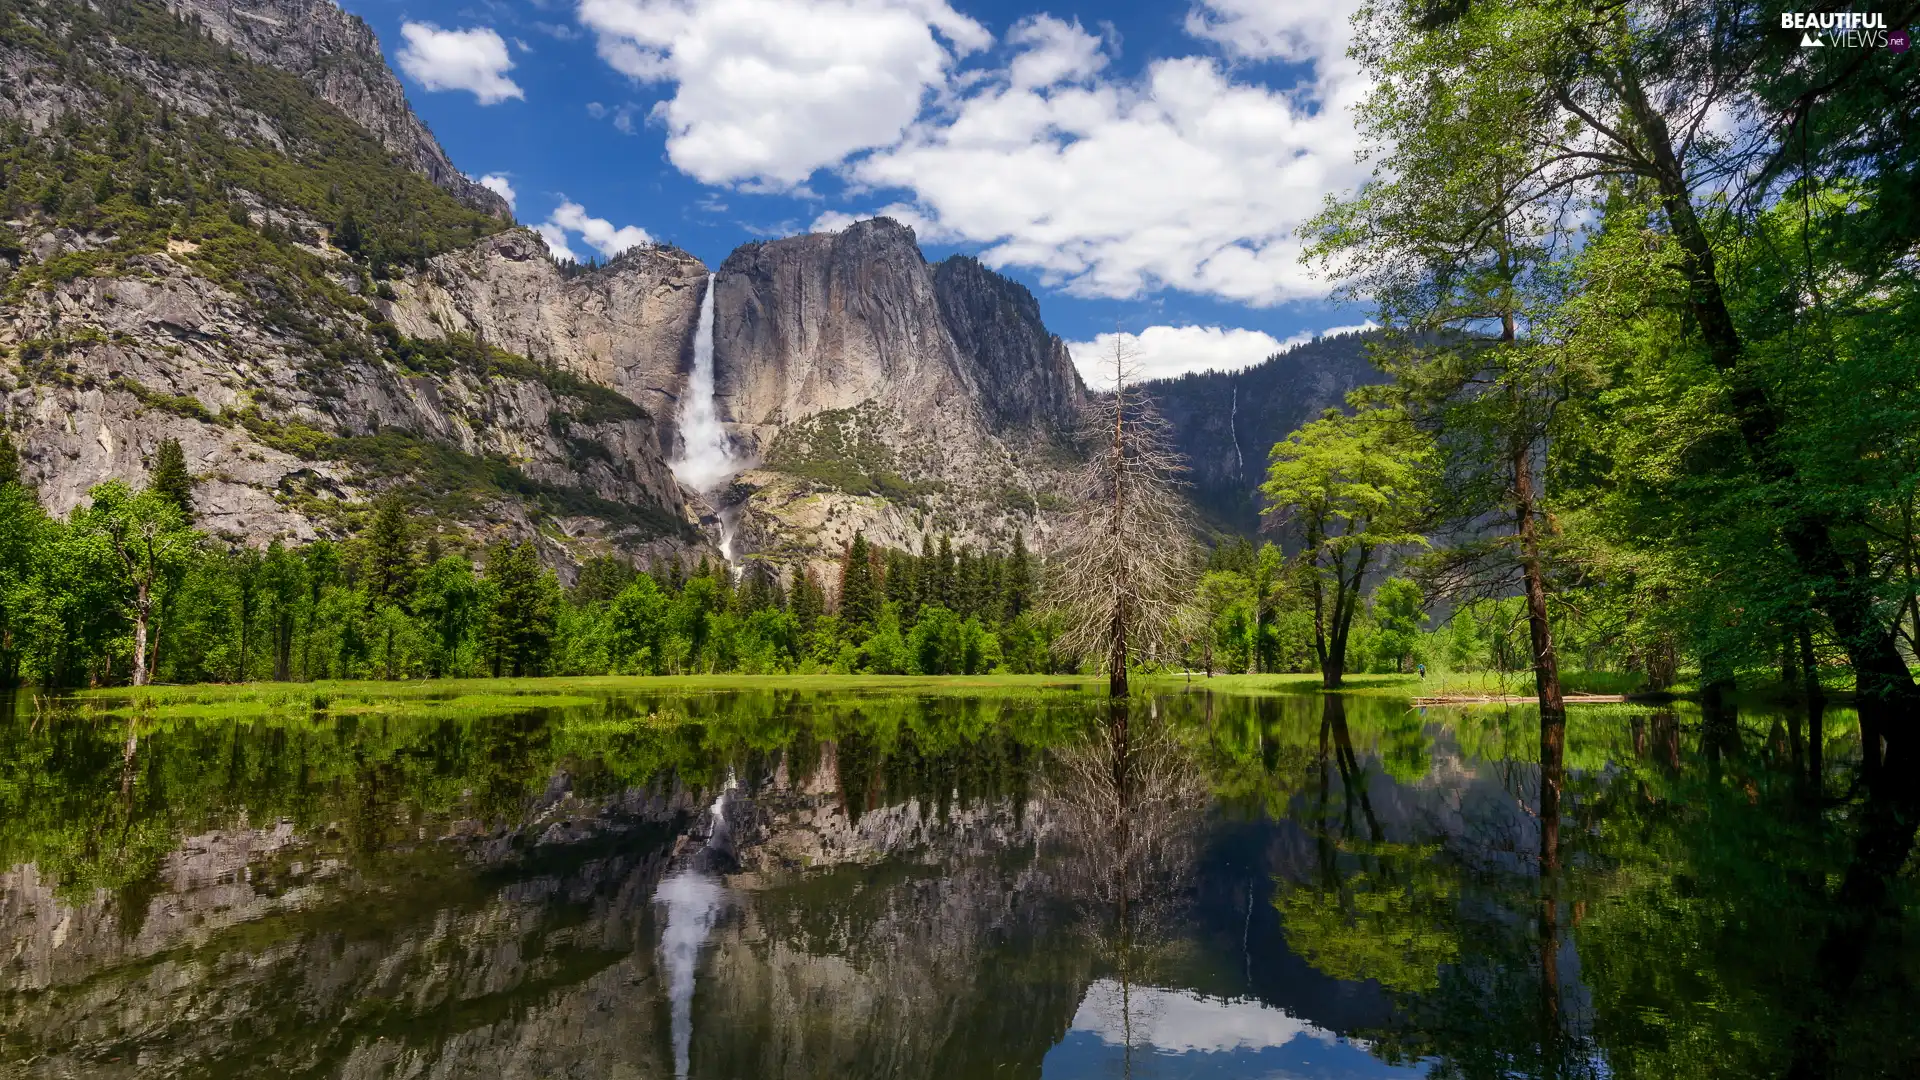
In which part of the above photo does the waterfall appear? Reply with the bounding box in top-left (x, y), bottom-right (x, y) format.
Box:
top-left (653, 772), bottom-right (737, 1080)
top-left (670, 274), bottom-right (737, 494)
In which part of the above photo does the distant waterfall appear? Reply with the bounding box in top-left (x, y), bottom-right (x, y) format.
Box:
top-left (654, 774), bottom-right (736, 1080)
top-left (670, 274), bottom-right (737, 493)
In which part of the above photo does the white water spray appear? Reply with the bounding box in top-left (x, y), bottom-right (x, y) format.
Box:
top-left (671, 274), bottom-right (746, 576)
top-left (671, 274), bottom-right (738, 494)
top-left (653, 771), bottom-right (737, 1080)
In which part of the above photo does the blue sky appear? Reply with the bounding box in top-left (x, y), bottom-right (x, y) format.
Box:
top-left (345, 0), bottom-right (1379, 385)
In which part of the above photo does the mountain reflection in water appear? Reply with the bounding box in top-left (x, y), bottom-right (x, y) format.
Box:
top-left (0, 686), bottom-right (1914, 1079)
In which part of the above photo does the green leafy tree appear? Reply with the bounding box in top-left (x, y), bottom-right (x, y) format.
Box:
top-left (909, 605), bottom-right (963, 675)
top-left (609, 573), bottom-right (669, 673)
top-left (1263, 407), bottom-right (1432, 688)
top-left (71, 481), bottom-right (196, 686)
top-left (1369, 578), bottom-right (1427, 674)
top-left (415, 555), bottom-right (481, 677)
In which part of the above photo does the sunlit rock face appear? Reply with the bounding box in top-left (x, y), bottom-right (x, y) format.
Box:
top-left (385, 230), bottom-right (712, 456)
top-left (709, 218), bottom-right (1085, 574)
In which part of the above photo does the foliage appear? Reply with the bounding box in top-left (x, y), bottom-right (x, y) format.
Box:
top-left (1263, 406), bottom-right (1433, 686)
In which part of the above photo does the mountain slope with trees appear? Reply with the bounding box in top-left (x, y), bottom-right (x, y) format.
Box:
top-left (1144, 333), bottom-right (1383, 534)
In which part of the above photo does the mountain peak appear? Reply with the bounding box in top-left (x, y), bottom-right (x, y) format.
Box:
top-left (166, 0), bottom-right (510, 217)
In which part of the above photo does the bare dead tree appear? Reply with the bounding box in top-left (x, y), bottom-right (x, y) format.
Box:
top-left (1046, 701), bottom-right (1207, 1070)
top-left (1047, 337), bottom-right (1198, 697)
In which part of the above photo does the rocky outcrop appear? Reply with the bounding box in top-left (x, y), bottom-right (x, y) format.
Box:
top-left (934, 255), bottom-right (1087, 436)
top-left (715, 219), bottom-right (988, 453)
top-left (167, 0), bottom-right (511, 217)
top-left (384, 229), bottom-right (710, 457)
top-left (1, 251), bottom-right (691, 559)
top-left (709, 219), bottom-right (1078, 575)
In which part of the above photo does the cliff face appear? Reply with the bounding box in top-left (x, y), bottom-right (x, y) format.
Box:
top-left (1148, 333), bottom-right (1385, 534)
top-left (166, 0), bottom-right (511, 217)
top-left (384, 229), bottom-right (709, 459)
top-left (4, 252), bottom-right (689, 554)
top-left (933, 254), bottom-right (1086, 437)
top-left (0, 0), bottom-right (697, 567)
top-left (712, 220), bottom-right (1087, 572)
top-left (715, 219), bottom-right (987, 449)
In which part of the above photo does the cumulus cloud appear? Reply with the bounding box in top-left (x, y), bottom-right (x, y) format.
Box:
top-left (476, 174), bottom-right (517, 211)
top-left (1068, 326), bottom-right (1291, 389)
top-left (574, 0), bottom-right (990, 188)
top-left (1183, 0), bottom-right (1361, 65)
top-left (536, 199), bottom-right (654, 263)
top-left (1067, 319), bottom-right (1376, 389)
top-left (846, 3), bottom-right (1371, 305)
top-left (809, 205), bottom-right (958, 243)
top-left (397, 23), bottom-right (525, 104)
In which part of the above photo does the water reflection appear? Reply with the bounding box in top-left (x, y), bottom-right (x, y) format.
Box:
top-left (657, 774), bottom-right (736, 1080)
top-left (0, 687), bottom-right (1913, 1078)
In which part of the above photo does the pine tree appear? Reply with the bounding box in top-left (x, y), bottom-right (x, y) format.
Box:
top-left (0, 430), bottom-right (22, 490)
top-left (1004, 529), bottom-right (1032, 620)
top-left (884, 548), bottom-right (918, 623)
top-left (791, 567), bottom-right (824, 634)
top-left (483, 541), bottom-right (556, 677)
top-left (362, 493), bottom-right (415, 608)
top-left (927, 535), bottom-right (954, 610)
top-left (839, 532), bottom-right (879, 635)
top-left (148, 436), bottom-right (193, 520)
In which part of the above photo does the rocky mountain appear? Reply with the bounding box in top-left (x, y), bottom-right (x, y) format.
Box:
top-left (164, 0), bottom-right (510, 217)
top-left (0, 0), bottom-right (697, 568)
top-left (2, 0), bottom-right (1369, 582)
top-left (712, 220), bottom-right (1085, 570)
top-left (1146, 332), bottom-right (1385, 534)
top-left (0, 0), bottom-right (1096, 578)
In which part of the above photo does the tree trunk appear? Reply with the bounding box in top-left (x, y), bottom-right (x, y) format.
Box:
top-left (1513, 443), bottom-right (1566, 725)
top-left (1619, 67), bottom-right (1918, 730)
top-left (130, 583), bottom-right (151, 688)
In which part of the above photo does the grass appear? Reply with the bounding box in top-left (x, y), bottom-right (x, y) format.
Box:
top-left (1331, 670), bottom-right (1661, 699)
top-left (69, 670), bottom-right (1663, 705)
top-left (67, 674), bottom-right (1112, 715)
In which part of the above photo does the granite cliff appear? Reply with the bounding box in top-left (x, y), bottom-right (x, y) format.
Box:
top-left (3, 0), bottom-right (1364, 581)
top-left (164, 0), bottom-right (511, 216)
top-left (1146, 333), bottom-right (1385, 534)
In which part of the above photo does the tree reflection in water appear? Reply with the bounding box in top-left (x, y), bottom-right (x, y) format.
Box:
top-left (0, 688), bottom-right (1916, 1078)
top-left (1046, 697), bottom-right (1207, 1073)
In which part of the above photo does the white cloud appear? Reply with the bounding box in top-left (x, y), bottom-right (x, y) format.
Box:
top-left (537, 199), bottom-right (654, 263)
top-left (1184, 0), bottom-right (1360, 65)
top-left (847, 3), bottom-right (1371, 305)
top-left (1067, 318), bottom-right (1376, 389)
top-left (476, 174), bottom-right (517, 211)
top-left (534, 223), bottom-right (580, 264)
top-left (1068, 325), bottom-right (1289, 389)
top-left (1072, 980), bottom-right (1340, 1054)
top-left (397, 23), bottom-right (526, 105)
top-left (809, 206), bottom-right (957, 243)
top-left (574, 0), bottom-right (990, 188)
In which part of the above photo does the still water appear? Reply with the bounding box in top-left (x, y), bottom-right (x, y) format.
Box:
top-left (0, 685), bottom-right (1913, 1078)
